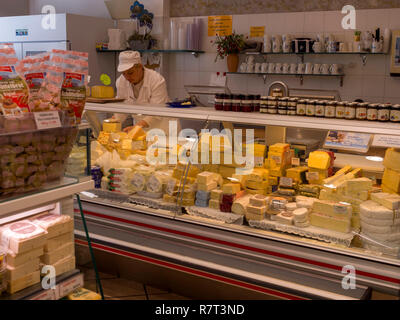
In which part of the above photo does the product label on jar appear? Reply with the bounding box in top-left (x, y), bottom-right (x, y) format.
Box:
top-left (356, 107), bottom-right (367, 119)
top-left (336, 107), bottom-right (345, 118)
top-left (391, 110), bottom-right (400, 122)
top-left (315, 105), bottom-right (324, 116)
top-left (297, 104), bottom-right (306, 115)
top-left (378, 110), bottom-right (390, 121)
top-left (306, 105), bottom-right (315, 116)
top-left (325, 106), bottom-right (335, 117)
top-left (367, 109), bottom-right (378, 120)
top-left (268, 108), bottom-right (278, 114)
top-left (345, 107), bottom-right (356, 119)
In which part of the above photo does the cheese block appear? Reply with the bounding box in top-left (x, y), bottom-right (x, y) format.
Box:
top-left (382, 184), bottom-right (398, 194)
top-left (67, 288), bottom-right (102, 300)
top-left (246, 180), bottom-right (269, 190)
top-left (218, 165), bottom-right (237, 179)
top-left (230, 174), bottom-right (246, 188)
top-left (197, 172), bottom-right (217, 185)
top-left (127, 126), bottom-right (145, 140)
top-left (310, 212), bottom-right (351, 233)
top-left (286, 202), bottom-right (297, 212)
top-left (370, 193), bottom-right (400, 210)
top-left (91, 85), bottom-right (115, 98)
top-left (268, 151), bottom-right (285, 167)
top-left (44, 232), bottom-right (74, 253)
top-left (198, 181), bottom-right (218, 192)
top-left (270, 167), bottom-right (286, 177)
top-left (40, 242), bottom-right (74, 265)
top-left (209, 199), bottom-right (220, 210)
top-left (312, 200), bottom-right (352, 219)
top-left (6, 246), bottom-right (44, 268)
top-left (222, 183), bottom-right (241, 195)
top-left (7, 270), bottom-right (40, 294)
top-left (360, 200), bottom-right (394, 220)
top-left (275, 212), bottom-right (294, 225)
top-left (308, 151), bottom-right (331, 170)
top-left (268, 176), bottom-right (279, 186)
top-left (245, 212), bottom-right (264, 221)
top-left (97, 131), bottom-right (111, 145)
top-left (361, 221), bottom-right (400, 234)
top-left (346, 178), bottom-right (373, 193)
top-left (163, 194), bottom-right (177, 203)
top-left (245, 188), bottom-right (267, 195)
top-left (361, 215), bottom-right (400, 227)
top-left (0, 221), bottom-right (47, 254)
top-left (383, 148), bottom-right (400, 172)
top-left (40, 256), bottom-right (75, 276)
top-left (345, 189), bottom-right (369, 201)
top-left (278, 188), bottom-right (296, 197)
top-left (269, 143), bottom-right (290, 154)
top-left (286, 166), bottom-right (308, 183)
top-left (182, 199), bottom-right (195, 206)
top-left (292, 208), bottom-right (308, 222)
top-left (246, 204), bottom-right (267, 215)
top-left (247, 168), bottom-right (269, 183)
top-left (232, 195), bottom-right (252, 215)
top-left (250, 194), bottom-right (269, 207)
top-left (210, 189), bottom-right (223, 201)
top-left (195, 199), bottom-right (209, 208)
top-left (30, 213), bottom-right (73, 239)
top-left (7, 258), bottom-right (40, 281)
top-left (323, 165), bottom-right (352, 186)
top-left (196, 190), bottom-right (211, 201)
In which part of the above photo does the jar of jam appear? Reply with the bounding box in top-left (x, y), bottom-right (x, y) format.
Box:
top-left (287, 98), bottom-right (297, 115)
top-left (278, 97), bottom-right (288, 115)
top-left (306, 100), bottom-right (316, 116)
top-left (345, 102), bottom-right (357, 120)
top-left (260, 96), bottom-right (268, 113)
top-left (325, 101), bottom-right (336, 118)
top-left (231, 94), bottom-right (241, 112)
top-left (390, 104), bottom-right (400, 122)
top-left (378, 103), bottom-right (390, 122)
top-left (268, 96), bottom-right (278, 114)
top-left (315, 100), bottom-right (326, 117)
top-left (223, 94), bottom-right (232, 111)
top-left (214, 93), bottom-right (224, 111)
top-left (367, 103), bottom-right (378, 121)
top-left (296, 99), bottom-right (306, 116)
top-left (356, 102), bottom-right (368, 120)
top-left (336, 102), bottom-right (345, 119)
top-left (242, 95), bottom-right (253, 112)
top-left (272, 88), bottom-right (283, 97)
top-left (254, 95), bottom-right (261, 112)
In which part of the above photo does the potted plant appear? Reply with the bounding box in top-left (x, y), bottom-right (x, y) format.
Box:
top-left (213, 32), bottom-right (245, 72)
top-left (128, 1), bottom-right (156, 50)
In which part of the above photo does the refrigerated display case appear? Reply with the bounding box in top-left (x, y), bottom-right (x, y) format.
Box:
top-left (76, 101), bottom-right (400, 300)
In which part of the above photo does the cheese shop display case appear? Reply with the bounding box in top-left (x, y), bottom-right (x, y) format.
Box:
top-left (76, 101), bottom-right (400, 300)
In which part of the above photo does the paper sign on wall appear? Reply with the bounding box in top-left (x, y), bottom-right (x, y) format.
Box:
top-left (250, 26), bottom-right (265, 37)
top-left (208, 16), bottom-right (232, 37)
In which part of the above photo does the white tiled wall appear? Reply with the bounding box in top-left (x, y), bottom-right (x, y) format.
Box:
top-left (166, 8), bottom-right (400, 104)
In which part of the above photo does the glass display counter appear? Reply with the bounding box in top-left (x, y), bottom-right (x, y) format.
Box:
top-left (75, 101), bottom-right (400, 300)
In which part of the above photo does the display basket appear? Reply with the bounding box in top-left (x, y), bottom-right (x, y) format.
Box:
top-left (0, 111), bottom-right (79, 199)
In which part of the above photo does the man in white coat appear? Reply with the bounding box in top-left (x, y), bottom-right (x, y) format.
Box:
top-left (115, 51), bottom-right (172, 136)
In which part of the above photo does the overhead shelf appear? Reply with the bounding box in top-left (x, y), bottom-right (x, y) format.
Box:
top-left (85, 102), bottom-right (400, 136)
top-left (96, 48), bottom-right (205, 57)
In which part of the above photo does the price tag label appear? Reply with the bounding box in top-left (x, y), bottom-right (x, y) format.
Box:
top-left (33, 111), bottom-right (61, 130)
top-left (270, 155), bottom-right (282, 165)
top-left (58, 274), bottom-right (84, 298)
top-left (372, 135), bottom-right (400, 148)
top-left (280, 177), bottom-right (293, 188)
top-left (291, 158), bottom-right (300, 166)
top-left (29, 289), bottom-right (57, 300)
top-left (306, 172), bottom-right (319, 181)
top-left (334, 204), bottom-right (349, 215)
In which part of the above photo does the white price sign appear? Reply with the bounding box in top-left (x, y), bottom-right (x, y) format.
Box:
top-left (372, 135), bottom-right (400, 148)
top-left (34, 111), bottom-right (61, 130)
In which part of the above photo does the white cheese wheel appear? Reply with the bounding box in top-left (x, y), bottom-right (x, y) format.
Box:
top-left (360, 201), bottom-right (394, 220)
top-left (292, 208), bottom-right (309, 223)
top-left (286, 202), bottom-right (297, 212)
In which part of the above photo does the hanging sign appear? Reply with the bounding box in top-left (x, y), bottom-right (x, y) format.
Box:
top-left (208, 16), bottom-right (232, 37)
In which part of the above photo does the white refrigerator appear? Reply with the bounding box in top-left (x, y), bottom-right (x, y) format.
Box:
top-left (0, 13), bottom-right (116, 86)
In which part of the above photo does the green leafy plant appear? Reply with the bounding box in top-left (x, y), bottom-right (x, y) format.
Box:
top-left (212, 32), bottom-right (245, 62)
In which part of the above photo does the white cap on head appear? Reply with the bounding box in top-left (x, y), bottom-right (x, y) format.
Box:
top-left (117, 51), bottom-right (142, 72)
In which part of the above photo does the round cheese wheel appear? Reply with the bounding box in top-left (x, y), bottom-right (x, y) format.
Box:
top-left (293, 208), bottom-right (308, 222)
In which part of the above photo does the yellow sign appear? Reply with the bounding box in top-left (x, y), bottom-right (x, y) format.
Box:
top-left (208, 15), bottom-right (232, 37)
top-left (250, 26), bottom-right (265, 38)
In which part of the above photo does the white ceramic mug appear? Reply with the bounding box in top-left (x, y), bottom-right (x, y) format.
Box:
top-left (320, 63), bottom-right (330, 74)
top-left (272, 34), bottom-right (282, 43)
top-left (297, 63), bottom-right (305, 74)
top-left (283, 41), bottom-right (291, 53)
top-left (282, 34), bottom-right (291, 43)
top-left (272, 40), bottom-right (282, 53)
top-left (268, 63), bottom-right (275, 73)
top-left (289, 63), bottom-right (297, 74)
top-left (313, 63), bottom-right (321, 74)
top-left (339, 42), bottom-right (347, 52)
top-left (246, 55), bottom-right (255, 64)
top-left (275, 63), bottom-right (283, 73)
top-left (305, 63), bottom-right (313, 74)
top-left (240, 62), bottom-right (247, 73)
top-left (264, 41), bottom-right (272, 53)
top-left (282, 63), bottom-right (290, 74)
top-left (330, 64), bottom-right (342, 74)
top-left (255, 62), bottom-right (262, 73)
top-left (246, 63), bottom-right (255, 73)
top-left (327, 41), bottom-right (337, 53)
top-left (261, 62), bottom-right (268, 73)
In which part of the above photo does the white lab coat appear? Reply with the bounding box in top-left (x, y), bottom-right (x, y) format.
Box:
top-left (115, 67), bottom-right (174, 134)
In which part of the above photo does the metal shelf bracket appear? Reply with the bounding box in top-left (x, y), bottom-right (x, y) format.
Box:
top-left (361, 54), bottom-right (368, 66)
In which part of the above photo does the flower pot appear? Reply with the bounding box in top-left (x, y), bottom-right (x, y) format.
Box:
top-left (129, 39), bottom-right (151, 50)
top-left (227, 54), bottom-right (239, 72)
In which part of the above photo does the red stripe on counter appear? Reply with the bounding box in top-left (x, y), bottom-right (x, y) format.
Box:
top-left (75, 209), bottom-right (400, 285)
top-left (75, 238), bottom-right (306, 300)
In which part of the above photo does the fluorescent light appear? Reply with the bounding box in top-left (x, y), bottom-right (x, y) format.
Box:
top-left (366, 156), bottom-right (383, 162)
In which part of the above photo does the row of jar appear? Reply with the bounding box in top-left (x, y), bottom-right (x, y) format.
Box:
top-left (214, 94), bottom-right (261, 112)
top-left (260, 97), bottom-right (400, 122)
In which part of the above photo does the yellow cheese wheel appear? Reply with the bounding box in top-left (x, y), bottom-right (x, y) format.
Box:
top-left (91, 86), bottom-right (115, 98)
